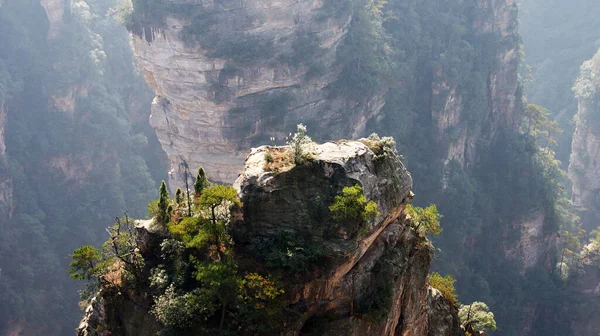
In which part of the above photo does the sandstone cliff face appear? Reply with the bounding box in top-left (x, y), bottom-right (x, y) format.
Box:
top-left (569, 97), bottom-right (600, 230)
top-left (77, 140), bottom-right (463, 335)
top-left (131, 0), bottom-right (383, 187)
top-left (432, 0), bottom-right (521, 167)
top-left (131, 0), bottom-right (522, 188)
top-left (504, 211), bottom-right (556, 271)
top-left (426, 288), bottom-right (464, 336)
top-left (567, 50), bottom-right (600, 335)
top-left (569, 50), bottom-right (600, 231)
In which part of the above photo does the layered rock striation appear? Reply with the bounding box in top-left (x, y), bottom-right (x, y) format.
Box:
top-left (77, 139), bottom-right (464, 335)
top-left (130, 0), bottom-right (523, 188)
top-left (132, 0), bottom-right (383, 186)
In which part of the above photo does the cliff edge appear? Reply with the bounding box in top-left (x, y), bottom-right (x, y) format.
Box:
top-left (77, 138), bottom-right (463, 335)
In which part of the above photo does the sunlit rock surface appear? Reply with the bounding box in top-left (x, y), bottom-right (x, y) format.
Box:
top-left (77, 139), bottom-right (463, 335)
top-left (131, 1), bottom-right (385, 187)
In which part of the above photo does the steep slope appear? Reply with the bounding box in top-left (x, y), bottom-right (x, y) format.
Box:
top-left (129, 0), bottom-right (522, 187)
top-left (129, 0), bottom-right (387, 186)
top-left (76, 139), bottom-right (464, 336)
top-left (0, 0), bottom-right (166, 334)
top-left (570, 48), bottom-right (600, 230)
top-left (127, 0), bottom-right (566, 334)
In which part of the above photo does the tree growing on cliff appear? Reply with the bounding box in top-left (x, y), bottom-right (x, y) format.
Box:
top-left (523, 103), bottom-right (562, 150)
top-left (198, 185), bottom-right (240, 226)
top-left (175, 187), bottom-right (183, 205)
top-left (157, 180), bottom-right (170, 225)
top-left (69, 245), bottom-right (101, 280)
top-left (405, 204), bottom-right (442, 236)
top-left (459, 301), bottom-right (497, 334)
top-left (329, 185), bottom-right (379, 236)
top-left (429, 272), bottom-right (458, 307)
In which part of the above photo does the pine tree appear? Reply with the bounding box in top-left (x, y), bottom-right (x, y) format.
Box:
top-left (194, 166), bottom-right (209, 197)
top-left (175, 187), bottom-right (183, 205)
top-left (158, 180), bottom-right (170, 225)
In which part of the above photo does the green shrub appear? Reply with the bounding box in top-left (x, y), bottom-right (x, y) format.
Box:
top-left (429, 272), bottom-right (458, 307)
top-left (329, 184), bottom-right (379, 236)
top-left (405, 204), bottom-right (442, 236)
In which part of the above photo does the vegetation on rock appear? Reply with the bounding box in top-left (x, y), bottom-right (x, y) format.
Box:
top-left (71, 171), bottom-right (287, 335)
top-left (406, 204), bottom-right (443, 236)
top-left (329, 184), bottom-right (380, 237)
top-left (0, 0), bottom-right (164, 333)
top-left (429, 272), bottom-right (458, 307)
top-left (287, 123), bottom-right (314, 165)
top-left (459, 301), bottom-right (497, 334)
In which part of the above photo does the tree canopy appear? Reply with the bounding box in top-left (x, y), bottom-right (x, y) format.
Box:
top-left (405, 204), bottom-right (442, 236)
top-left (459, 301), bottom-right (497, 333)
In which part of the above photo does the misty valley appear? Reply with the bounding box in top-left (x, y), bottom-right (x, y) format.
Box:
top-left (0, 0), bottom-right (599, 335)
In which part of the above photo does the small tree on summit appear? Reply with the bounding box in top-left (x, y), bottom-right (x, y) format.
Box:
top-left (287, 124), bottom-right (313, 164)
top-left (157, 180), bottom-right (171, 225)
top-left (198, 185), bottom-right (240, 227)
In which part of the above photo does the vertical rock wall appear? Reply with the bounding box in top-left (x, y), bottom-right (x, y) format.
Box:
top-left (131, 0), bottom-right (384, 187)
top-left (569, 49), bottom-right (600, 230)
top-left (432, 0), bottom-right (521, 167)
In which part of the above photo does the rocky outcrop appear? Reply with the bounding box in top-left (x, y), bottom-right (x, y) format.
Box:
top-left (77, 139), bottom-right (463, 335)
top-left (565, 49), bottom-right (600, 335)
top-left (426, 288), bottom-right (463, 336)
top-left (129, 0), bottom-right (523, 188)
top-left (569, 49), bottom-right (600, 231)
top-left (77, 288), bottom-right (161, 336)
top-left (232, 140), bottom-right (422, 335)
top-left (131, 0), bottom-right (384, 187)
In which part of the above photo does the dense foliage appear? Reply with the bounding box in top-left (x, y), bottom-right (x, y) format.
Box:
top-left (0, 0), bottom-right (165, 334)
top-left (72, 179), bottom-right (289, 335)
top-left (353, 0), bottom-right (576, 334)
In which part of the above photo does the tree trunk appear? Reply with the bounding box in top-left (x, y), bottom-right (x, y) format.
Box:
top-left (219, 300), bottom-right (227, 333)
